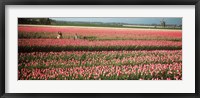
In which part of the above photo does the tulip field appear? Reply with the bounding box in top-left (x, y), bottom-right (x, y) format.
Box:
top-left (18, 25), bottom-right (182, 80)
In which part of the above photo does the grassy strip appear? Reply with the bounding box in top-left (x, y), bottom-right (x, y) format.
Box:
top-left (49, 24), bottom-right (182, 30)
top-left (19, 45), bottom-right (182, 52)
top-left (95, 38), bottom-right (182, 41)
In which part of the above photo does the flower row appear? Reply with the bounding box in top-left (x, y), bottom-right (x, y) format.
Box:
top-left (18, 50), bottom-right (182, 68)
top-left (19, 39), bottom-right (182, 47)
top-left (18, 63), bottom-right (182, 80)
top-left (18, 25), bottom-right (182, 39)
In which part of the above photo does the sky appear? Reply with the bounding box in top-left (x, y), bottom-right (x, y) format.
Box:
top-left (50, 17), bottom-right (182, 25)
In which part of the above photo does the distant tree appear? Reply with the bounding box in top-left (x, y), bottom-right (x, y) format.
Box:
top-left (18, 18), bottom-right (32, 24)
top-left (179, 24), bottom-right (182, 29)
top-left (173, 25), bottom-right (176, 29)
top-left (46, 18), bottom-right (51, 25)
top-left (18, 18), bottom-right (52, 25)
top-left (160, 18), bottom-right (166, 28)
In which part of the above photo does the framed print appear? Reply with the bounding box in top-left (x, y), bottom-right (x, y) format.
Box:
top-left (0, 0), bottom-right (200, 98)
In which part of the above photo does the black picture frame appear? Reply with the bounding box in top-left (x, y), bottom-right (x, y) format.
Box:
top-left (0, 0), bottom-right (200, 98)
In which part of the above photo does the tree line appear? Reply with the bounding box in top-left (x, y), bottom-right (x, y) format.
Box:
top-left (18, 18), bottom-right (53, 25)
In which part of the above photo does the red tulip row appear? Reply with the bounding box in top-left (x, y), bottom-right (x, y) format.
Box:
top-left (18, 25), bottom-right (182, 40)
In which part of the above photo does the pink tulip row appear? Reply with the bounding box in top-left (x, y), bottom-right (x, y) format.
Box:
top-left (18, 50), bottom-right (182, 80)
top-left (18, 63), bottom-right (182, 80)
top-left (18, 25), bottom-right (182, 39)
top-left (18, 50), bottom-right (182, 68)
top-left (18, 39), bottom-right (182, 47)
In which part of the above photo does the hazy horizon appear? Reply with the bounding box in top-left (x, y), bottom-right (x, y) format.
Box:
top-left (50, 17), bottom-right (182, 25)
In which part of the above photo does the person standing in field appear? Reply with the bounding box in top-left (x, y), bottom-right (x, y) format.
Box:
top-left (74, 33), bottom-right (78, 40)
top-left (57, 31), bottom-right (62, 39)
